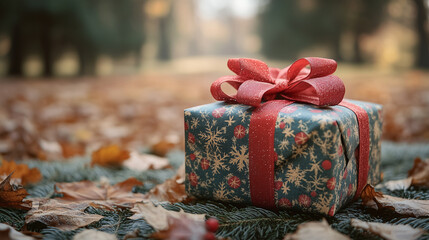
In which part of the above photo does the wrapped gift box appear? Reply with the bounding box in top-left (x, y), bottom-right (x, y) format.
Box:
top-left (184, 58), bottom-right (382, 215)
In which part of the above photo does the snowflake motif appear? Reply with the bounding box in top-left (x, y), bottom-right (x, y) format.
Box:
top-left (311, 114), bottom-right (333, 130)
top-left (282, 125), bottom-right (294, 138)
top-left (214, 182), bottom-right (231, 200)
top-left (191, 118), bottom-right (200, 129)
top-left (200, 158), bottom-right (210, 170)
top-left (306, 173), bottom-right (328, 192)
top-left (229, 145), bottom-right (248, 172)
top-left (238, 110), bottom-right (250, 122)
top-left (209, 152), bottom-right (229, 175)
top-left (234, 125), bottom-right (246, 139)
top-left (314, 193), bottom-right (333, 214)
top-left (291, 144), bottom-right (309, 159)
top-left (198, 124), bottom-right (227, 152)
top-left (297, 120), bottom-right (309, 132)
top-left (228, 176), bottom-right (241, 189)
top-left (225, 116), bottom-right (236, 126)
top-left (285, 165), bottom-right (306, 187)
top-left (212, 107), bottom-right (226, 118)
top-left (281, 182), bottom-right (290, 194)
top-left (279, 139), bottom-right (290, 151)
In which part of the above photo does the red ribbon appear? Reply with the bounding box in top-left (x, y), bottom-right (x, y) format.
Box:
top-left (211, 57), bottom-right (345, 107)
top-left (210, 58), bottom-right (370, 210)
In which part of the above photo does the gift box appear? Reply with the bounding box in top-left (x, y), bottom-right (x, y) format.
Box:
top-left (184, 58), bottom-right (382, 215)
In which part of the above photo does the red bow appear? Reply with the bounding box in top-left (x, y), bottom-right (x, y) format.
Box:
top-left (210, 57), bottom-right (345, 107)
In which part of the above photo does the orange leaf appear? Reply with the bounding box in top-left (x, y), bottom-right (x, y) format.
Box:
top-left (91, 145), bottom-right (130, 167)
top-left (0, 160), bottom-right (42, 185)
top-left (150, 140), bottom-right (176, 157)
top-left (0, 173), bottom-right (32, 210)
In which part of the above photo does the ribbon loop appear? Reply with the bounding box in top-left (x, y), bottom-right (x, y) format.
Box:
top-left (211, 57), bottom-right (344, 107)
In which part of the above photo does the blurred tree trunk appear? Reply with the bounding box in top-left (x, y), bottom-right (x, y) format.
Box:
top-left (352, 30), bottom-right (363, 63)
top-left (413, 0), bottom-right (429, 69)
top-left (78, 45), bottom-right (96, 76)
top-left (41, 15), bottom-right (53, 77)
top-left (8, 23), bottom-right (23, 76)
top-left (157, 15), bottom-right (171, 61)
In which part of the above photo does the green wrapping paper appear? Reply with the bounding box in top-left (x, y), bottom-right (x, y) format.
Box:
top-left (184, 100), bottom-right (382, 215)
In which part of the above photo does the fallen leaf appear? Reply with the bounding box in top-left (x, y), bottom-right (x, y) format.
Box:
top-left (25, 199), bottom-right (104, 231)
top-left (72, 229), bottom-right (117, 240)
top-left (123, 152), bottom-right (171, 171)
top-left (151, 140), bottom-right (175, 157)
top-left (60, 142), bottom-right (85, 159)
top-left (0, 173), bottom-right (32, 210)
top-left (150, 216), bottom-right (207, 240)
top-left (130, 202), bottom-right (205, 231)
top-left (361, 184), bottom-right (429, 217)
top-left (408, 157), bottom-right (429, 187)
top-left (0, 160), bottom-right (42, 185)
top-left (91, 145), bottom-right (130, 167)
top-left (144, 164), bottom-right (190, 203)
top-left (55, 178), bottom-right (144, 207)
top-left (0, 223), bottom-right (35, 240)
top-left (283, 219), bottom-right (350, 240)
top-left (350, 218), bottom-right (426, 240)
top-left (378, 157), bottom-right (429, 191)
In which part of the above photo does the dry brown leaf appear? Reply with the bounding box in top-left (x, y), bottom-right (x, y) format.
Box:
top-left (144, 164), bottom-right (190, 203)
top-left (91, 145), bottom-right (130, 167)
top-left (408, 157), bottom-right (429, 187)
top-left (25, 199), bottom-right (104, 231)
top-left (130, 202), bottom-right (205, 231)
top-left (0, 160), bottom-right (42, 186)
top-left (60, 142), bottom-right (85, 159)
top-left (150, 140), bottom-right (175, 157)
top-left (55, 178), bottom-right (144, 207)
top-left (350, 218), bottom-right (426, 240)
top-left (72, 229), bottom-right (117, 240)
top-left (123, 152), bottom-right (171, 171)
top-left (361, 184), bottom-right (429, 217)
top-left (0, 173), bottom-right (32, 210)
top-left (378, 157), bottom-right (429, 191)
top-left (0, 223), bottom-right (35, 240)
top-left (283, 219), bottom-right (349, 240)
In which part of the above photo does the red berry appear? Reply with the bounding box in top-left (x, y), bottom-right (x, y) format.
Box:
top-left (204, 232), bottom-right (216, 240)
top-left (205, 218), bottom-right (219, 233)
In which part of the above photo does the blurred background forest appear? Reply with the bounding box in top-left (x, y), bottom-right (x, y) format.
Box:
top-left (0, 0), bottom-right (428, 160)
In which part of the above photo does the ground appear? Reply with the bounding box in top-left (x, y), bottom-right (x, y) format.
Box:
top-left (0, 58), bottom-right (429, 239)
